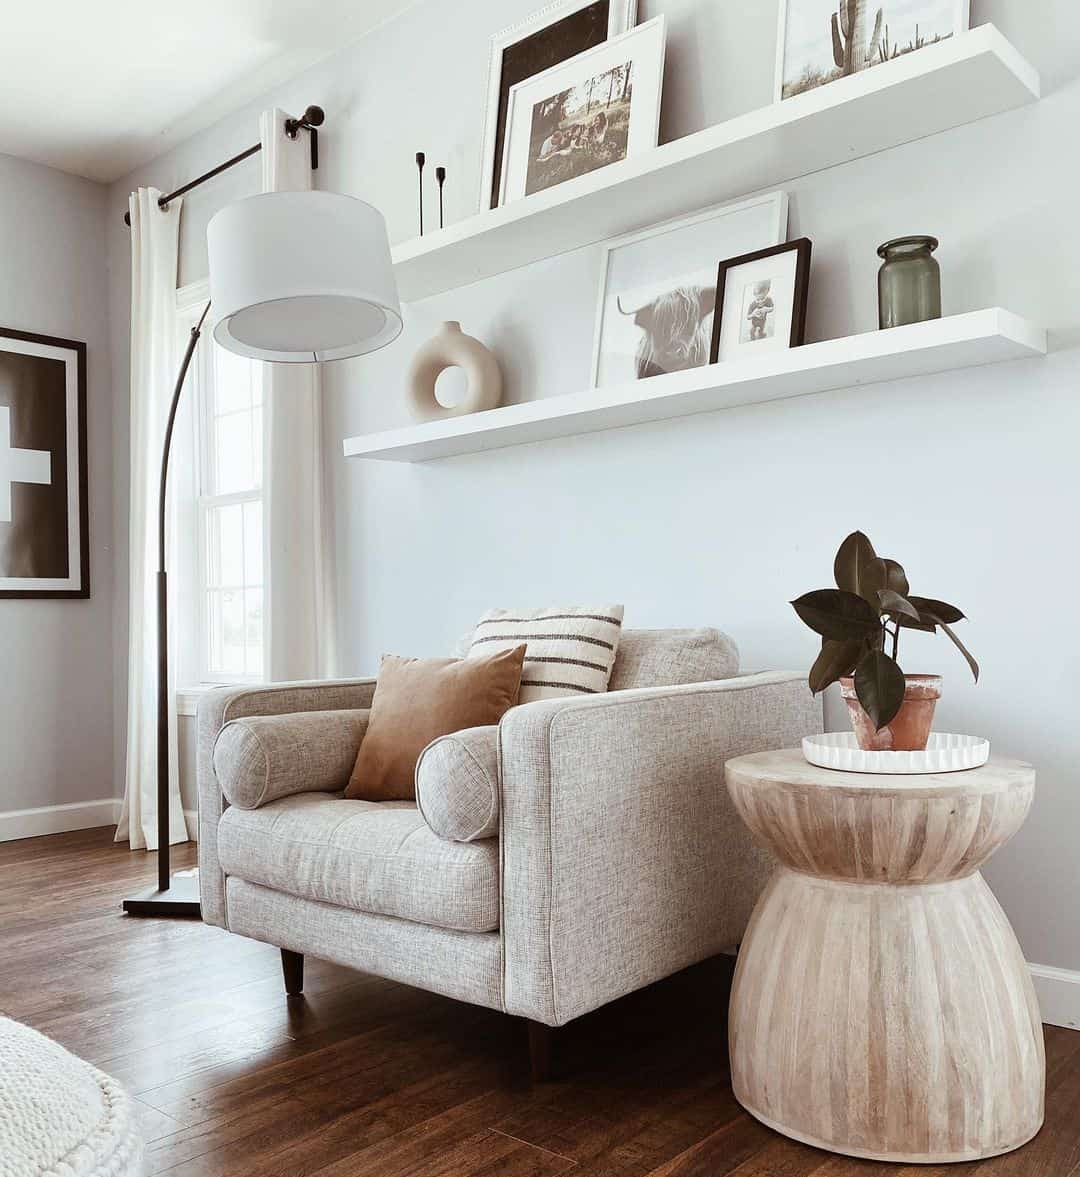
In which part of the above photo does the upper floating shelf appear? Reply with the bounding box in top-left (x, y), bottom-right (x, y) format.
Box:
top-left (391, 26), bottom-right (1038, 302)
top-left (342, 309), bottom-right (1046, 463)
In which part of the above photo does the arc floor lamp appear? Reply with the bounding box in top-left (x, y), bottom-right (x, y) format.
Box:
top-left (123, 112), bottom-right (403, 916)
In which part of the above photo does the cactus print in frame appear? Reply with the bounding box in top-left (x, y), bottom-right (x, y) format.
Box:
top-left (775, 0), bottom-right (969, 101)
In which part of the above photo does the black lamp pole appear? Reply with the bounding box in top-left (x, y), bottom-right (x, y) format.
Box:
top-left (119, 105), bottom-right (325, 917)
top-left (123, 302), bottom-right (211, 917)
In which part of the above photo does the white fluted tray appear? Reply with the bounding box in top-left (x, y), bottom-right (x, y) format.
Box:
top-left (802, 732), bottom-right (990, 774)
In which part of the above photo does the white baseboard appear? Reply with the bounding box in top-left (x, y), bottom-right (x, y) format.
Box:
top-left (0, 798), bottom-right (199, 846)
top-left (0, 798), bottom-right (121, 843)
top-left (1030, 964), bottom-right (1080, 1030)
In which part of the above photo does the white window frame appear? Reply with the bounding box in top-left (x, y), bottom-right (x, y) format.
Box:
top-left (175, 279), bottom-right (266, 693)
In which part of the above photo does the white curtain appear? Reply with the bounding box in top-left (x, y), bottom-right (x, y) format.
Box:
top-left (116, 189), bottom-right (188, 849)
top-left (260, 109), bottom-right (336, 681)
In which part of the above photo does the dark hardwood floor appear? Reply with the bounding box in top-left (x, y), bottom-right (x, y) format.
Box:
top-left (2, 826), bottom-right (1079, 1176)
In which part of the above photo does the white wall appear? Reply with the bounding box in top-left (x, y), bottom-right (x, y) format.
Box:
top-left (107, 0), bottom-right (1080, 973)
top-left (0, 153), bottom-right (114, 830)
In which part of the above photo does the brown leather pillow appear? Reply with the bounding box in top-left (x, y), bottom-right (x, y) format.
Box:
top-left (345, 645), bottom-right (525, 801)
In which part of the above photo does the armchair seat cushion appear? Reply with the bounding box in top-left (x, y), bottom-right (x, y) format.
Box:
top-left (216, 793), bottom-right (499, 932)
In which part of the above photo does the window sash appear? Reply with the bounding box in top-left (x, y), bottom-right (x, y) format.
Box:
top-left (176, 282), bottom-right (266, 687)
top-left (196, 492), bottom-right (264, 683)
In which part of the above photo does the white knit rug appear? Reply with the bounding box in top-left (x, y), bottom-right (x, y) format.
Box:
top-left (0, 1016), bottom-right (142, 1177)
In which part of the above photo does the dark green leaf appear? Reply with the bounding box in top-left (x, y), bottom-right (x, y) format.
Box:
top-left (933, 617), bottom-right (980, 682)
top-left (881, 558), bottom-right (909, 596)
top-left (808, 638), bottom-right (863, 694)
top-left (854, 649), bottom-right (907, 730)
top-left (896, 613), bottom-right (937, 632)
top-left (877, 589), bottom-right (921, 622)
top-left (791, 590), bottom-right (883, 641)
top-left (833, 531), bottom-right (887, 607)
top-left (909, 596), bottom-right (965, 624)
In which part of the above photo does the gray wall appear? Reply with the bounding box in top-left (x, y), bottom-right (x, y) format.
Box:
top-left (0, 153), bottom-right (114, 815)
top-left (106, 0), bottom-right (1080, 971)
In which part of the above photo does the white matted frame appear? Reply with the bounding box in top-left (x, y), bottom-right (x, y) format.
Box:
top-left (499, 15), bottom-right (665, 208)
top-left (590, 192), bottom-right (788, 389)
top-left (479, 0), bottom-right (637, 213)
top-left (0, 329), bottom-right (87, 598)
top-left (774, 0), bottom-right (970, 103)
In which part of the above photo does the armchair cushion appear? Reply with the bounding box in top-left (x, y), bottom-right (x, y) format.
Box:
top-left (468, 605), bottom-right (624, 702)
top-left (216, 793), bottom-right (499, 932)
top-left (346, 646), bottom-right (525, 801)
top-left (608, 627), bottom-right (739, 691)
top-left (214, 708), bottom-right (370, 810)
top-left (415, 725), bottom-right (500, 842)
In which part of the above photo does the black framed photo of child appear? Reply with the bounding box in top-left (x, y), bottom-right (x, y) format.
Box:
top-left (498, 17), bottom-right (666, 206)
top-left (710, 239), bottom-right (812, 364)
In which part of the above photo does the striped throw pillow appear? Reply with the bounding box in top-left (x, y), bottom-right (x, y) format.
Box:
top-left (469, 606), bottom-right (625, 703)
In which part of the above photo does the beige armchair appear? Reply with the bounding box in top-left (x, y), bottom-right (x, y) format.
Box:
top-left (197, 629), bottom-right (821, 1077)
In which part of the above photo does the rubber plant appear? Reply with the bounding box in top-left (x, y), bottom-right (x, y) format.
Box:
top-left (790, 531), bottom-right (978, 730)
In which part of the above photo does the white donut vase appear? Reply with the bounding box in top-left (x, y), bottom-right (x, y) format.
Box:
top-left (407, 321), bottom-right (503, 421)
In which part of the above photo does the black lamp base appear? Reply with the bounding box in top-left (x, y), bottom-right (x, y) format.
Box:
top-left (122, 872), bottom-right (201, 918)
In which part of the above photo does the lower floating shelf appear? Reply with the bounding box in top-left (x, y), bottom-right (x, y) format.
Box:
top-left (342, 309), bottom-right (1045, 463)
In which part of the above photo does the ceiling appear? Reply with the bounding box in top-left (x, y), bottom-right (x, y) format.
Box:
top-left (0, 0), bottom-right (419, 183)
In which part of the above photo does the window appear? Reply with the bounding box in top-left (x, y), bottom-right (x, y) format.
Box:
top-left (178, 287), bottom-right (265, 684)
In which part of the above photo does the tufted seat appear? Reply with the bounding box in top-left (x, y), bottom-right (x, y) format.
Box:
top-left (216, 792), bottom-right (500, 932)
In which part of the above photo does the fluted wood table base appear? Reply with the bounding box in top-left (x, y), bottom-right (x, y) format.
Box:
top-left (725, 750), bottom-right (1044, 1164)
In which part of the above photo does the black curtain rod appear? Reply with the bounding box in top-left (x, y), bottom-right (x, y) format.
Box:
top-left (123, 105), bottom-right (324, 226)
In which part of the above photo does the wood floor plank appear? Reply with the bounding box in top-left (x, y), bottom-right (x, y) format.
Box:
top-left (297, 1089), bottom-right (530, 1177)
top-left (3, 828), bottom-right (1078, 1177)
top-left (133, 1097), bottom-right (186, 1145)
top-left (641, 1114), bottom-right (778, 1177)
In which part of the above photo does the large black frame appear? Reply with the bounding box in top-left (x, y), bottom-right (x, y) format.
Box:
top-left (710, 238), bottom-right (812, 364)
top-left (487, 0), bottom-right (611, 210)
top-left (0, 326), bottom-right (89, 600)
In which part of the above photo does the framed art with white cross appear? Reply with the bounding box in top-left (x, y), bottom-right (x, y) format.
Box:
top-left (0, 327), bottom-right (88, 598)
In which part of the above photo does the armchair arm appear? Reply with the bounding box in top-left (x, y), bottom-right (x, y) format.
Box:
top-left (197, 677), bottom-right (376, 927)
top-left (497, 671), bottom-right (821, 1026)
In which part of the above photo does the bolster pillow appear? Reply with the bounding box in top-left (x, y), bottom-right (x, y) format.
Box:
top-left (214, 709), bottom-right (370, 810)
top-left (415, 725), bottom-right (500, 842)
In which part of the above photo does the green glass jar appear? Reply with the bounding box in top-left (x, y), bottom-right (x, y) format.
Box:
top-left (877, 236), bottom-right (941, 329)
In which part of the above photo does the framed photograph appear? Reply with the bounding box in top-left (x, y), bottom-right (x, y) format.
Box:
top-left (590, 192), bottom-right (789, 388)
top-left (0, 327), bottom-right (88, 598)
top-left (710, 239), bottom-right (812, 364)
top-left (775, 0), bottom-right (970, 101)
top-left (480, 0), bottom-right (638, 212)
top-left (498, 15), bottom-right (665, 207)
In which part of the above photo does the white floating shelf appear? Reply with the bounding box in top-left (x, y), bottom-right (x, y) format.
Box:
top-left (392, 26), bottom-right (1038, 302)
top-left (343, 310), bottom-right (1045, 462)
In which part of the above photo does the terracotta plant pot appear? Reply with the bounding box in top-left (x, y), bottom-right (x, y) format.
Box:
top-left (839, 674), bottom-right (942, 752)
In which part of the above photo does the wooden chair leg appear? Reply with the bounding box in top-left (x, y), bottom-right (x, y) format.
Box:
top-left (281, 948), bottom-right (304, 995)
top-left (527, 1019), bottom-right (553, 1082)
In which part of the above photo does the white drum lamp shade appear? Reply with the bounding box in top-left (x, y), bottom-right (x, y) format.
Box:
top-left (207, 191), bottom-right (403, 362)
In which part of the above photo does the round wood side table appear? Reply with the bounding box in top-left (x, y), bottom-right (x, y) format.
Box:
top-left (724, 748), bottom-right (1044, 1164)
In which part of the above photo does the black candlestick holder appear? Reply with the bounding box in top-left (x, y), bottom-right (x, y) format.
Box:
top-left (435, 166), bottom-right (446, 230)
top-left (415, 151), bottom-right (426, 236)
